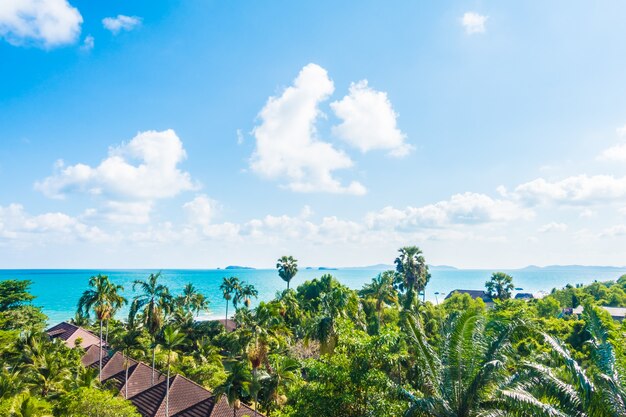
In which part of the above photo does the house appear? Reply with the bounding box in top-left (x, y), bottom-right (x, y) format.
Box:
top-left (47, 322), bottom-right (263, 417)
top-left (571, 306), bottom-right (626, 322)
top-left (445, 289), bottom-right (494, 306)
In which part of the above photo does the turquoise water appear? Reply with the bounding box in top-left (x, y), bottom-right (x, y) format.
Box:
top-left (1, 267), bottom-right (625, 324)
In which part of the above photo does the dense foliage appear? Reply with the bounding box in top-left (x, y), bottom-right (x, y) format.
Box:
top-left (1, 251), bottom-right (626, 417)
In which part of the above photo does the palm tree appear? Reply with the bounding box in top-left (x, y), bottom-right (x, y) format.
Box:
top-left (305, 287), bottom-right (351, 355)
top-left (215, 361), bottom-right (252, 417)
top-left (159, 325), bottom-right (187, 417)
top-left (394, 246), bottom-right (429, 309)
top-left (276, 256), bottom-right (298, 290)
top-left (220, 277), bottom-right (241, 329)
top-left (131, 272), bottom-right (171, 386)
top-left (400, 310), bottom-right (540, 417)
top-left (359, 271), bottom-right (398, 327)
top-left (115, 329), bottom-right (145, 399)
top-left (485, 272), bottom-right (515, 300)
top-left (177, 283), bottom-right (209, 316)
top-left (77, 274), bottom-right (126, 381)
top-left (261, 355), bottom-right (300, 416)
top-left (237, 283), bottom-right (259, 309)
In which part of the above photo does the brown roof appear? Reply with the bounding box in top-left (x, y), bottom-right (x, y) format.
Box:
top-left (445, 289), bottom-right (493, 303)
top-left (213, 319), bottom-right (237, 332)
top-left (53, 320), bottom-right (266, 417)
top-left (46, 322), bottom-right (105, 349)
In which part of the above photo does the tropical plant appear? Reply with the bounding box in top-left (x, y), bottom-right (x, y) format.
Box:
top-left (115, 329), bottom-right (146, 399)
top-left (394, 246), bottom-right (430, 309)
top-left (159, 325), bottom-right (187, 417)
top-left (238, 283), bottom-right (259, 309)
top-left (277, 256), bottom-right (298, 290)
top-left (215, 361), bottom-right (252, 417)
top-left (485, 272), bottom-right (515, 300)
top-left (220, 277), bottom-right (241, 329)
top-left (260, 355), bottom-right (300, 416)
top-left (176, 283), bottom-right (209, 317)
top-left (130, 272), bottom-right (171, 386)
top-left (77, 274), bottom-right (127, 381)
top-left (359, 271), bottom-right (398, 327)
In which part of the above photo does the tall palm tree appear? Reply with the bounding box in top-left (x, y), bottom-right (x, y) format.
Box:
top-left (394, 246), bottom-right (429, 309)
top-left (485, 272), bottom-right (515, 301)
top-left (359, 271), bottom-right (398, 327)
top-left (261, 355), bottom-right (300, 416)
top-left (159, 325), bottom-right (187, 417)
top-left (131, 272), bottom-right (171, 386)
top-left (177, 283), bottom-right (209, 316)
top-left (305, 287), bottom-right (351, 355)
top-left (104, 283), bottom-right (126, 346)
top-left (215, 361), bottom-right (252, 417)
top-left (77, 274), bottom-right (126, 381)
top-left (115, 329), bottom-right (145, 399)
top-left (237, 283), bottom-right (259, 309)
top-left (220, 277), bottom-right (241, 329)
top-left (276, 256), bottom-right (298, 290)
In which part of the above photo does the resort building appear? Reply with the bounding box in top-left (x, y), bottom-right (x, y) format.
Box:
top-left (571, 305), bottom-right (626, 322)
top-left (47, 322), bottom-right (262, 417)
top-left (445, 289), bottom-right (494, 306)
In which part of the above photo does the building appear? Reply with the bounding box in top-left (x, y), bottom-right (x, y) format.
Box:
top-left (445, 289), bottom-right (494, 306)
top-left (571, 306), bottom-right (626, 322)
top-left (47, 322), bottom-right (262, 417)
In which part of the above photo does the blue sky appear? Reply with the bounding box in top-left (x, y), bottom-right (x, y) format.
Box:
top-left (1, 1), bottom-right (626, 268)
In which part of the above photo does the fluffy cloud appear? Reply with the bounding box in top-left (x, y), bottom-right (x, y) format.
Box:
top-left (83, 201), bottom-right (153, 224)
top-left (598, 143), bottom-right (626, 162)
top-left (251, 63), bottom-right (366, 195)
top-left (366, 192), bottom-right (532, 230)
top-left (0, 0), bottom-right (82, 47)
top-left (512, 175), bottom-right (626, 205)
top-left (36, 129), bottom-right (198, 200)
top-left (80, 34), bottom-right (94, 51)
top-left (331, 80), bottom-right (411, 157)
top-left (0, 204), bottom-right (107, 243)
top-left (183, 195), bottom-right (220, 227)
top-left (461, 12), bottom-right (488, 34)
top-left (102, 15), bottom-right (141, 34)
top-left (538, 222), bottom-right (568, 233)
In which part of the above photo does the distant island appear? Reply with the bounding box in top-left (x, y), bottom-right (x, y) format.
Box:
top-left (224, 265), bottom-right (256, 270)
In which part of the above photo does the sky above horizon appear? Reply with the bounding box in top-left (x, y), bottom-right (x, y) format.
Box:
top-left (1, 1), bottom-right (626, 269)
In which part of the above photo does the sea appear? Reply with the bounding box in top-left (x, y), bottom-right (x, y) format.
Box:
top-left (1, 266), bottom-right (625, 325)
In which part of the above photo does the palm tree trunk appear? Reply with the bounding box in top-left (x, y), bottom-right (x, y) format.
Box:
top-left (166, 353), bottom-right (171, 417)
top-left (105, 319), bottom-right (110, 345)
top-left (125, 356), bottom-right (129, 399)
top-left (99, 319), bottom-right (103, 382)
top-left (151, 342), bottom-right (156, 386)
top-left (225, 301), bottom-right (229, 329)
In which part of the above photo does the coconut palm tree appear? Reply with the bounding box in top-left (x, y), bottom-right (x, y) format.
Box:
top-left (276, 256), bottom-right (298, 290)
top-left (215, 360), bottom-right (252, 417)
top-left (394, 246), bottom-right (429, 309)
top-left (176, 283), bottom-right (209, 317)
top-left (305, 287), bottom-right (351, 355)
top-left (220, 277), bottom-right (241, 329)
top-left (115, 329), bottom-right (145, 399)
top-left (130, 272), bottom-right (171, 386)
top-left (485, 272), bottom-right (515, 301)
top-left (77, 274), bottom-right (126, 381)
top-left (260, 355), bottom-right (300, 416)
top-left (159, 325), bottom-right (187, 417)
top-left (359, 271), bottom-right (398, 327)
top-left (237, 283), bottom-right (259, 309)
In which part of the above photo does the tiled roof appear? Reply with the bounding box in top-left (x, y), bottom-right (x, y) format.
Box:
top-left (47, 320), bottom-right (266, 417)
top-left (46, 322), bottom-right (105, 349)
top-left (445, 289), bottom-right (494, 303)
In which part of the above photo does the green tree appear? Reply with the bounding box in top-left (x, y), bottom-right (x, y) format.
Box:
top-left (220, 277), bottom-right (241, 329)
top-left (0, 394), bottom-right (52, 417)
top-left (0, 280), bottom-right (35, 311)
top-left (58, 387), bottom-right (140, 417)
top-left (130, 272), bottom-right (171, 386)
top-left (114, 329), bottom-right (145, 399)
top-left (238, 283), bottom-right (259, 309)
top-left (359, 271), bottom-right (397, 328)
top-left (260, 355), bottom-right (300, 416)
top-left (159, 325), bottom-right (187, 417)
top-left (485, 271), bottom-right (514, 300)
top-left (215, 361), bottom-right (252, 417)
top-left (394, 246), bottom-right (430, 309)
top-left (535, 296), bottom-right (561, 318)
top-left (277, 256), bottom-right (298, 290)
top-left (77, 274), bottom-right (126, 381)
top-left (176, 283), bottom-right (209, 316)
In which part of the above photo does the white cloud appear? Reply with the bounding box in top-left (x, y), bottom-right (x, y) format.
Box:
top-left (251, 63), bottom-right (366, 195)
top-left (36, 129), bottom-right (198, 200)
top-left (102, 15), bottom-right (141, 34)
top-left (579, 208), bottom-right (595, 218)
top-left (331, 80), bottom-right (411, 157)
top-left (617, 125), bottom-right (626, 137)
top-left (600, 225), bottom-right (626, 237)
top-left (80, 34), bottom-right (93, 51)
top-left (0, 0), bottom-right (82, 47)
top-left (366, 192), bottom-right (532, 230)
top-left (183, 195), bottom-right (220, 227)
top-left (538, 222), bottom-right (568, 233)
top-left (83, 201), bottom-right (153, 224)
top-left (461, 12), bottom-right (488, 34)
top-left (598, 143), bottom-right (626, 162)
top-left (513, 175), bottom-right (626, 205)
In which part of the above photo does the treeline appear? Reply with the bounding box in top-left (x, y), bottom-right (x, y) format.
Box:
top-left (1, 247), bottom-right (625, 417)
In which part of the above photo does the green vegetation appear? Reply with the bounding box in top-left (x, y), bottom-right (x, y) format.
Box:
top-left (1, 252), bottom-right (626, 416)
